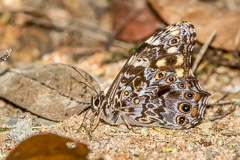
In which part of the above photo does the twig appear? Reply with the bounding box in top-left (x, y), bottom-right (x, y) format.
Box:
top-left (203, 104), bottom-right (236, 122)
top-left (203, 61), bottom-right (216, 85)
top-left (0, 48), bottom-right (13, 62)
top-left (208, 101), bottom-right (239, 106)
top-left (221, 132), bottom-right (240, 137)
top-left (216, 93), bottom-right (229, 103)
top-left (233, 26), bottom-right (240, 62)
top-left (206, 54), bottom-right (240, 68)
top-left (192, 29), bottom-right (216, 73)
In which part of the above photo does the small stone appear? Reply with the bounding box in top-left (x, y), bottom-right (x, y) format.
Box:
top-left (216, 138), bottom-right (224, 146)
top-left (8, 119), bottom-right (35, 143)
top-left (162, 147), bottom-right (179, 153)
top-left (227, 141), bottom-right (234, 149)
top-left (140, 127), bottom-right (149, 136)
top-left (206, 150), bottom-right (220, 158)
top-left (186, 145), bottom-right (194, 151)
top-left (200, 129), bottom-right (215, 136)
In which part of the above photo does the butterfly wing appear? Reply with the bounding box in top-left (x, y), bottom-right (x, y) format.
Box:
top-left (119, 71), bottom-right (210, 129)
top-left (100, 21), bottom-right (210, 129)
top-left (106, 21), bottom-right (196, 102)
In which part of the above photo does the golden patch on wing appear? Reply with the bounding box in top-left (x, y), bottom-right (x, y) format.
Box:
top-left (194, 93), bottom-right (201, 102)
top-left (191, 106), bottom-right (198, 117)
top-left (124, 91), bottom-right (129, 96)
top-left (156, 58), bottom-right (166, 67)
top-left (134, 98), bottom-right (140, 104)
top-left (175, 54), bottom-right (184, 66)
top-left (175, 68), bottom-right (184, 78)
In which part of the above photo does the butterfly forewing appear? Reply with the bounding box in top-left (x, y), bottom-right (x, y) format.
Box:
top-left (107, 22), bottom-right (196, 101)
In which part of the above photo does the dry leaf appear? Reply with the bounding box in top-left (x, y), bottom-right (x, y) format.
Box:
top-left (149, 0), bottom-right (240, 52)
top-left (113, 0), bottom-right (158, 41)
top-left (0, 63), bottom-right (100, 121)
top-left (6, 133), bottom-right (88, 160)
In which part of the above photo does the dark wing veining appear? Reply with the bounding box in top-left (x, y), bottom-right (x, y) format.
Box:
top-left (106, 21), bottom-right (196, 105)
top-left (101, 21), bottom-right (210, 128)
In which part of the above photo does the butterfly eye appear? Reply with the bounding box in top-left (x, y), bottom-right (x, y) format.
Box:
top-left (155, 71), bottom-right (166, 80)
top-left (179, 102), bottom-right (192, 113)
top-left (94, 98), bottom-right (100, 106)
top-left (178, 82), bottom-right (186, 89)
top-left (169, 37), bottom-right (180, 46)
top-left (176, 116), bottom-right (188, 126)
top-left (184, 92), bottom-right (194, 99)
top-left (166, 75), bottom-right (176, 83)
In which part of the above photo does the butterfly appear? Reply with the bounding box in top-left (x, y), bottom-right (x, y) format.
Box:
top-left (89, 21), bottom-right (210, 131)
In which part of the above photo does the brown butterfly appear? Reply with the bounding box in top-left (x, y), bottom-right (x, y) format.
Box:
top-left (88, 21), bottom-right (210, 131)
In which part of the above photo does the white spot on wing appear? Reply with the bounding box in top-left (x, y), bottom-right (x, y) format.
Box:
top-left (167, 47), bottom-right (177, 53)
top-left (171, 29), bottom-right (180, 36)
top-left (132, 58), bottom-right (150, 67)
top-left (145, 35), bottom-right (161, 46)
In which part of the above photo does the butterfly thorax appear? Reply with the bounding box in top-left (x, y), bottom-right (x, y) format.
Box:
top-left (91, 91), bottom-right (125, 125)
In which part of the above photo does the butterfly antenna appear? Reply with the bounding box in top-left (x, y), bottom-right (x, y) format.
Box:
top-left (78, 81), bottom-right (98, 95)
top-left (71, 66), bottom-right (99, 96)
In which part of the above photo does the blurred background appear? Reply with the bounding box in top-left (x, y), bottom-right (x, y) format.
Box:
top-left (0, 0), bottom-right (240, 159)
top-left (0, 0), bottom-right (239, 96)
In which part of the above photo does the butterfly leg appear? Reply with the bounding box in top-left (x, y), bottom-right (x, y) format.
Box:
top-left (90, 108), bottom-right (103, 132)
top-left (77, 107), bottom-right (92, 133)
top-left (121, 115), bottom-right (132, 130)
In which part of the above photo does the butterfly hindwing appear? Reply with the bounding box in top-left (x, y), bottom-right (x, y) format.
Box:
top-left (120, 70), bottom-right (210, 128)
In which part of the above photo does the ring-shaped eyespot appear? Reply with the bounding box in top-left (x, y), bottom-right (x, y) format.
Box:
top-left (184, 92), bottom-right (194, 100)
top-left (169, 37), bottom-right (180, 46)
top-left (178, 102), bottom-right (192, 113)
top-left (178, 82), bottom-right (186, 89)
top-left (137, 117), bottom-right (153, 124)
top-left (176, 115), bottom-right (188, 126)
top-left (155, 71), bottom-right (166, 80)
top-left (166, 75), bottom-right (176, 83)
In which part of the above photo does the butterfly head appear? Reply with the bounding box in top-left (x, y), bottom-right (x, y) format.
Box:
top-left (91, 91), bottom-right (105, 111)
